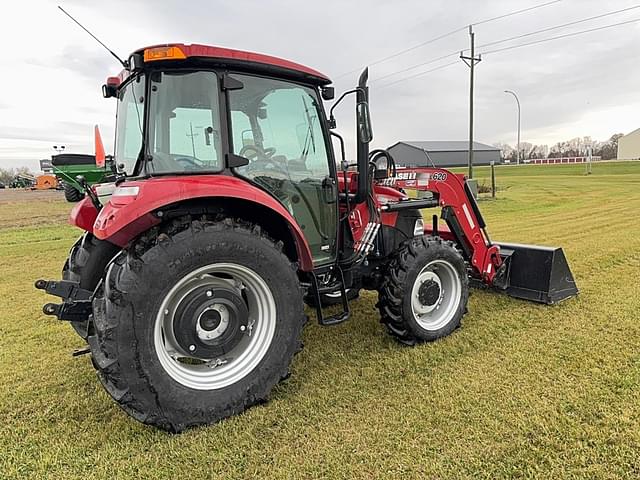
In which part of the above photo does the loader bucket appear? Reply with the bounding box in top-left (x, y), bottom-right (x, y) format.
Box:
top-left (495, 242), bottom-right (578, 305)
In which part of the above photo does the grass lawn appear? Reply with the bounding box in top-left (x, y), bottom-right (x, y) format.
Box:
top-left (1, 162), bottom-right (639, 479)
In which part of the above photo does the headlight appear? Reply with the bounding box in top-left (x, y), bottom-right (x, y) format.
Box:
top-left (110, 185), bottom-right (140, 206)
top-left (112, 186), bottom-right (139, 197)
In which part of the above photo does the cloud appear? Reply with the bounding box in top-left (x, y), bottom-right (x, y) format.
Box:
top-left (0, 120), bottom-right (95, 143)
top-left (25, 44), bottom-right (116, 83)
top-left (1, 0), bottom-right (639, 169)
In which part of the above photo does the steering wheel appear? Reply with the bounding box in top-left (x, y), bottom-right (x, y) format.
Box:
top-left (239, 145), bottom-right (287, 175)
top-left (239, 145), bottom-right (276, 161)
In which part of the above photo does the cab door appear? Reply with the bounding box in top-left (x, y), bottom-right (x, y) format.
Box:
top-left (227, 74), bottom-right (338, 266)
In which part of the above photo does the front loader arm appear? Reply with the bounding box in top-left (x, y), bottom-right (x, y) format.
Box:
top-left (375, 165), bottom-right (578, 304)
top-left (379, 168), bottom-right (503, 284)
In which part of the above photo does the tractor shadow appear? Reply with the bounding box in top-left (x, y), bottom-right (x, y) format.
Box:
top-left (274, 286), bottom-right (558, 404)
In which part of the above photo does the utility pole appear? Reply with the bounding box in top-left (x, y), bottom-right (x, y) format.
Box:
top-left (186, 122), bottom-right (198, 158)
top-left (504, 90), bottom-right (521, 165)
top-left (461, 26), bottom-right (481, 179)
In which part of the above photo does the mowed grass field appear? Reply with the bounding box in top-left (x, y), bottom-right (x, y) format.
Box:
top-left (1, 162), bottom-right (640, 479)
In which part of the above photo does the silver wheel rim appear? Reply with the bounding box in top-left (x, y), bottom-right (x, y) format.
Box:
top-left (410, 259), bottom-right (462, 331)
top-left (154, 263), bottom-right (276, 390)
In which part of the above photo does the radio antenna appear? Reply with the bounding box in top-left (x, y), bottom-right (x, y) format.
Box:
top-left (57, 5), bottom-right (128, 69)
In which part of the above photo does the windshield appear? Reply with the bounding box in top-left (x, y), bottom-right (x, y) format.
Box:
top-left (146, 71), bottom-right (223, 174)
top-left (114, 75), bottom-right (145, 175)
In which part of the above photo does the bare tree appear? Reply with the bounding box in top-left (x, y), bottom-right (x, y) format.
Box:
top-left (0, 166), bottom-right (35, 185)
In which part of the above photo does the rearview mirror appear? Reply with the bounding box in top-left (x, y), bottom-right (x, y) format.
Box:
top-left (321, 86), bottom-right (335, 101)
top-left (102, 76), bottom-right (121, 98)
top-left (356, 101), bottom-right (373, 143)
top-left (102, 84), bottom-right (117, 98)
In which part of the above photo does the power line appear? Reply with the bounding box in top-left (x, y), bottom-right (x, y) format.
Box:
top-left (473, 0), bottom-right (562, 26)
top-left (376, 16), bottom-right (640, 90)
top-left (474, 4), bottom-right (640, 51)
top-left (376, 61), bottom-right (460, 89)
top-left (372, 5), bottom-right (640, 86)
top-left (374, 9), bottom-right (640, 89)
top-left (366, 27), bottom-right (465, 69)
top-left (481, 17), bottom-right (640, 55)
top-left (334, 27), bottom-right (465, 80)
top-left (372, 2), bottom-right (584, 84)
top-left (371, 50), bottom-right (461, 84)
top-left (334, 0), bottom-right (563, 79)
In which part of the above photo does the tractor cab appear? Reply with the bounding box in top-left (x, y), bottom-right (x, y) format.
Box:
top-left (105, 45), bottom-right (356, 266)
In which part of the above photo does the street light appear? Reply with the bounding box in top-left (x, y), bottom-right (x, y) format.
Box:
top-left (504, 90), bottom-right (521, 165)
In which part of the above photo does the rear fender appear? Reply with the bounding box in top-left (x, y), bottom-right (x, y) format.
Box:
top-left (91, 175), bottom-right (314, 271)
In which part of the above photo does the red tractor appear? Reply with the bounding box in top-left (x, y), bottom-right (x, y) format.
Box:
top-left (37, 44), bottom-right (577, 432)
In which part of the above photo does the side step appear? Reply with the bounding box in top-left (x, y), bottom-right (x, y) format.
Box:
top-left (495, 242), bottom-right (578, 305)
top-left (308, 267), bottom-right (350, 326)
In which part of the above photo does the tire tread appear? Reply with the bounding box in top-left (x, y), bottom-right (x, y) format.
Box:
top-left (88, 216), bottom-right (305, 432)
top-left (377, 236), bottom-right (469, 344)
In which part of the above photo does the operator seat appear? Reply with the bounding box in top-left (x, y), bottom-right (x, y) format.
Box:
top-left (148, 151), bottom-right (187, 172)
top-left (287, 158), bottom-right (308, 172)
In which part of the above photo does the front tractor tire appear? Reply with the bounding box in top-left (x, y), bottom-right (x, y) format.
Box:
top-left (88, 218), bottom-right (305, 432)
top-left (378, 236), bottom-right (469, 345)
top-left (63, 182), bottom-right (85, 202)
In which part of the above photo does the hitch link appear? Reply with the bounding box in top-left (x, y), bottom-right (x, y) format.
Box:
top-left (36, 279), bottom-right (94, 322)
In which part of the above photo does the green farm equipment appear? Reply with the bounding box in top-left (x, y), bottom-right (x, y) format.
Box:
top-left (52, 154), bottom-right (108, 202)
top-left (10, 173), bottom-right (35, 189)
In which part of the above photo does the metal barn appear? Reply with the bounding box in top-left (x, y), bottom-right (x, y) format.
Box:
top-left (388, 141), bottom-right (502, 168)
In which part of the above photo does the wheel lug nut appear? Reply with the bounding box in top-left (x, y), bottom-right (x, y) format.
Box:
top-left (189, 344), bottom-right (196, 352)
top-left (240, 325), bottom-right (246, 332)
top-left (164, 309), bottom-right (169, 315)
top-left (206, 290), bottom-right (213, 297)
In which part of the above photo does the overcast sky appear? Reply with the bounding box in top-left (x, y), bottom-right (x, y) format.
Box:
top-left (1, 0), bottom-right (639, 171)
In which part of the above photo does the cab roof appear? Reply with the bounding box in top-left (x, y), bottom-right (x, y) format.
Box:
top-left (132, 43), bottom-right (332, 86)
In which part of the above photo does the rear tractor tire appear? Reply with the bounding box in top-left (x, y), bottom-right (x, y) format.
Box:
top-left (88, 218), bottom-right (305, 432)
top-left (377, 236), bottom-right (469, 345)
top-left (63, 182), bottom-right (85, 202)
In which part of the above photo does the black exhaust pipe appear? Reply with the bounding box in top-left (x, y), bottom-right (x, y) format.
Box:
top-left (354, 67), bottom-right (370, 204)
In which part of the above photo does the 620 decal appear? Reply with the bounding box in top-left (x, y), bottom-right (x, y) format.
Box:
top-left (430, 172), bottom-right (448, 181)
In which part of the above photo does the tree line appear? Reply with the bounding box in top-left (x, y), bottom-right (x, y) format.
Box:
top-left (0, 167), bottom-right (34, 185)
top-left (495, 133), bottom-right (624, 162)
